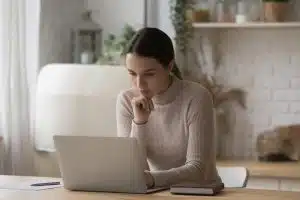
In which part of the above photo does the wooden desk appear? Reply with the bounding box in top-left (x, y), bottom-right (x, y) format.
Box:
top-left (0, 176), bottom-right (300, 200)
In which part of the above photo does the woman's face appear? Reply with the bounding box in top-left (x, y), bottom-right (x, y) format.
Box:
top-left (125, 53), bottom-right (172, 98)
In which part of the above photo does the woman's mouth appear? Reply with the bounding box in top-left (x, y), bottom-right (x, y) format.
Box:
top-left (140, 90), bottom-right (149, 94)
top-left (139, 90), bottom-right (152, 97)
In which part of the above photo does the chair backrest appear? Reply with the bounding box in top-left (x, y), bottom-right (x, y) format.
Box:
top-left (217, 166), bottom-right (249, 188)
top-left (34, 64), bottom-right (131, 152)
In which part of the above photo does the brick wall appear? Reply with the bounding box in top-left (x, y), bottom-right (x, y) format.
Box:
top-left (213, 28), bottom-right (300, 159)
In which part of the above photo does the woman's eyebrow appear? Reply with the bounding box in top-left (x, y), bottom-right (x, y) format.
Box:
top-left (144, 68), bottom-right (156, 72)
top-left (127, 68), bottom-right (156, 73)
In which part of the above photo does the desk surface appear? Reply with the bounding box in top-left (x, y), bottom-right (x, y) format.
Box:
top-left (217, 160), bottom-right (300, 179)
top-left (0, 176), bottom-right (300, 200)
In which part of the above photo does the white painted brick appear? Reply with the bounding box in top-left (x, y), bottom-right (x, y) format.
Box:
top-left (289, 102), bottom-right (300, 113)
top-left (254, 76), bottom-right (290, 89)
top-left (272, 64), bottom-right (293, 77)
top-left (248, 89), bottom-right (272, 102)
top-left (272, 90), bottom-right (300, 101)
top-left (290, 78), bottom-right (300, 88)
top-left (235, 64), bottom-right (255, 78)
top-left (271, 114), bottom-right (300, 126)
top-left (253, 102), bottom-right (289, 113)
top-left (252, 63), bottom-right (273, 77)
top-left (253, 116), bottom-right (271, 127)
top-left (274, 62), bottom-right (300, 78)
top-left (228, 74), bottom-right (254, 88)
top-left (290, 54), bottom-right (300, 71)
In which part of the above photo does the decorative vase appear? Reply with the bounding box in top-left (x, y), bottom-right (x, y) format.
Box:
top-left (263, 2), bottom-right (288, 22)
top-left (80, 50), bottom-right (94, 64)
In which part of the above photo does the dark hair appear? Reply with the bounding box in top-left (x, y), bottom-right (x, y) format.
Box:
top-left (122, 27), bottom-right (182, 80)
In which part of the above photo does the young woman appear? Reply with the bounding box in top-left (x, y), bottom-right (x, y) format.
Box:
top-left (116, 27), bottom-right (222, 188)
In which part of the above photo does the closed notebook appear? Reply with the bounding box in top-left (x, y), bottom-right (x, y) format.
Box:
top-left (170, 182), bottom-right (224, 195)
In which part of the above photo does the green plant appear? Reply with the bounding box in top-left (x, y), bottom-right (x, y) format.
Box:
top-left (169, 0), bottom-right (195, 55)
top-left (97, 24), bottom-right (136, 65)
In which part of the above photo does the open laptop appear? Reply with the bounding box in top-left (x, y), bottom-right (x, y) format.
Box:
top-left (53, 135), bottom-right (168, 194)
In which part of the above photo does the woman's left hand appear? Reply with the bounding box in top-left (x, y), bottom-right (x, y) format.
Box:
top-left (144, 170), bottom-right (154, 188)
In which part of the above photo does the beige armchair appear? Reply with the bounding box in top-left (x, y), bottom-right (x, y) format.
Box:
top-left (34, 64), bottom-right (131, 152)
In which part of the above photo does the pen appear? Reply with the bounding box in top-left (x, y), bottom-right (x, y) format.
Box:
top-left (30, 181), bottom-right (61, 187)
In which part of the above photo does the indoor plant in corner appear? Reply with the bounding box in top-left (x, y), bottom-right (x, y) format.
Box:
top-left (96, 24), bottom-right (137, 66)
top-left (262, 0), bottom-right (290, 22)
top-left (169, 0), bottom-right (246, 158)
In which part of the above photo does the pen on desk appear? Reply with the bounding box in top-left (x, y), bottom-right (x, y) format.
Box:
top-left (30, 181), bottom-right (61, 187)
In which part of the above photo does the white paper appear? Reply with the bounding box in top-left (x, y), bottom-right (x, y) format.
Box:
top-left (0, 179), bottom-right (63, 191)
top-left (0, 189), bottom-right (17, 198)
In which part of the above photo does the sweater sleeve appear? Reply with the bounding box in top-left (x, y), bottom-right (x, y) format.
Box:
top-left (116, 91), bottom-right (150, 171)
top-left (150, 89), bottom-right (219, 187)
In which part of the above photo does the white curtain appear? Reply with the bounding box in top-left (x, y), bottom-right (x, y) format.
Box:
top-left (0, 0), bottom-right (40, 175)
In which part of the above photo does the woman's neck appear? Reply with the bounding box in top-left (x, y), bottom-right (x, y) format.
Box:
top-left (152, 75), bottom-right (180, 105)
top-left (157, 75), bottom-right (173, 95)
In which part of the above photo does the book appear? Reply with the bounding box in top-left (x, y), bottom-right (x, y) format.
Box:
top-left (170, 182), bottom-right (224, 195)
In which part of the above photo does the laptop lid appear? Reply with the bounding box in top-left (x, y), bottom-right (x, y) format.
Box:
top-left (53, 135), bottom-right (148, 193)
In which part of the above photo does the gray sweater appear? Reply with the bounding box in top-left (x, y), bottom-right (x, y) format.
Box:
top-left (116, 76), bottom-right (222, 187)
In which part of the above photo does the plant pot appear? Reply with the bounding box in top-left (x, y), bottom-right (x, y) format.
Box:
top-left (192, 9), bottom-right (210, 22)
top-left (263, 2), bottom-right (288, 22)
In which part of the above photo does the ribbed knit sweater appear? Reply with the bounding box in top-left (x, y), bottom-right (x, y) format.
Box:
top-left (116, 75), bottom-right (222, 187)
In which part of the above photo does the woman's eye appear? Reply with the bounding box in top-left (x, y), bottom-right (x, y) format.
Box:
top-left (144, 73), bottom-right (155, 77)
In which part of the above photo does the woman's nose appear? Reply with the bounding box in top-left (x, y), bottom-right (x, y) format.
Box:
top-left (136, 76), bottom-right (146, 89)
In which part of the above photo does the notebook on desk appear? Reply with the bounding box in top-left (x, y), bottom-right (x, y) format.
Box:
top-left (170, 181), bottom-right (224, 195)
top-left (53, 135), bottom-right (168, 194)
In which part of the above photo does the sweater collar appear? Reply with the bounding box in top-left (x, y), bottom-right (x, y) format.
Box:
top-left (152, 75), bottom-right (181, 105)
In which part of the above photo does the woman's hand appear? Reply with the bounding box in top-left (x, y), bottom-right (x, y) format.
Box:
top-left (144, 170), bottom-right (154, 188)
top-left (131, 95), bottom-right (154, 124)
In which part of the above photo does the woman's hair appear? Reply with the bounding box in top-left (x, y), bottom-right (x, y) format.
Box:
top-left (122, 27), bottom-right (182, 80)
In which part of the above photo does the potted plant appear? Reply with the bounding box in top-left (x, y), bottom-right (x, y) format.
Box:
top-left (97, 24), bottom-right (137, 65)
top-left (169, 0), bottom-right (194, 76)
top-left (262, 0), bottom-right (290, 22)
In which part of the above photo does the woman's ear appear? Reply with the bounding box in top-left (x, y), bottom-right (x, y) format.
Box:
top-left (167, 59), bottom-right (174, 72)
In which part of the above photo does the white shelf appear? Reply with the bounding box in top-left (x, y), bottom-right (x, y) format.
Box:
top-left (193, 22), bottom-right (300, 29)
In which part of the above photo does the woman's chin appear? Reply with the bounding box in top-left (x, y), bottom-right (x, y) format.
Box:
top-left (140, 91), bottom-right (153, 98)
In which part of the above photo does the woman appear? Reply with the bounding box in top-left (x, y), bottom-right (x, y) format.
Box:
top-left (116, 27), bottom-right (222, 188)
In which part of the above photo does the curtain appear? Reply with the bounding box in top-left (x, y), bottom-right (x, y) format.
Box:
top-left (0, 0), bottom-right (40, 175)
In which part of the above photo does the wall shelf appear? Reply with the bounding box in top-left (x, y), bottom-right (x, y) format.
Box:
top-left (193, 22), bottom-right (300, 29)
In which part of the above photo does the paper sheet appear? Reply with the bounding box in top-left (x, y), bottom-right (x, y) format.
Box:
top-left (0, 189), bottom-right (17, 198)
top-left (0, 179), bottom-right (63, 191)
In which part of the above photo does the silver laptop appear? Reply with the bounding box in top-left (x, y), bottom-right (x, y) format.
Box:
top-left (53, 135), bottom-right (168, 194)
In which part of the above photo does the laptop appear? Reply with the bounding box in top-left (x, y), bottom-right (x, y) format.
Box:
top-left (53, 135), bottom-right (168, 194)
